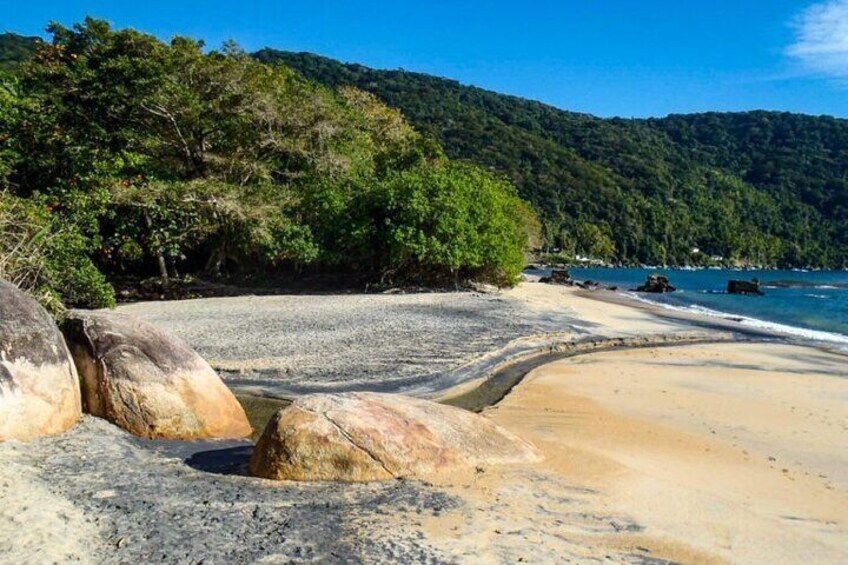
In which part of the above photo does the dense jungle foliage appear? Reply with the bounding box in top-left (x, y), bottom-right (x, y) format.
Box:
top-left (0, 21), bottom-right (533, 308)
top-left (257, 50), bottom-right (848, 270)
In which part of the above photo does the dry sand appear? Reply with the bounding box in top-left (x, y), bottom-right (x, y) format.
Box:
top-left (116, 282), bottom-right (714, 399)
top-left (475, 341), bottom-right (848, 564)
top-left (115, 289), bottom-right (594, 397)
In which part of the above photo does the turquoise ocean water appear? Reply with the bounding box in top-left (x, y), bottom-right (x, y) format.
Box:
top-left (531, 268), bottom-right (848, 347)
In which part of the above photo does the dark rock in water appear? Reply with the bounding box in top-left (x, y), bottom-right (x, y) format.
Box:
top-left (539, 269), bottom-right (573, 285)
top-left (0, 280), bottom-right (81, 441)
top-left (550, 269), bottom-right (572, 283)
top-left (634, 274), bottom-right (676, 293)
top-left (61, 310), bottom-right (252, 440)
top-left (578, 279), bottom-right (600, 289)
top-left (727, 279), bottom-right (764, 296)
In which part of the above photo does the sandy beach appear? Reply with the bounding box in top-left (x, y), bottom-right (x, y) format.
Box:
top-left (2, 282), bottom-right (846, 563)
top-left (483, 341), bottom-right (848, 563)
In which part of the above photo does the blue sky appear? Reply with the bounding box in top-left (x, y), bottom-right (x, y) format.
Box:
top-left (4, 1), bottom-right (848, 118)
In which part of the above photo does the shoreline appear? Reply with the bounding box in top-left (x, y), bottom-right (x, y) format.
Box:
top-left (123, 280), bottom-right (848, 433)
top-left (596, 287), bottom-right (848, 352)
top-left (438, 281), bottom-right (842, 412)
top-left (3, 280), bottom-right (847, 562)
top-left (573, 281), bottom-right (848, 344)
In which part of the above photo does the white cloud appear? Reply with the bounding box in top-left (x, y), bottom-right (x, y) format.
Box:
top-left (787, 0), bottom-right (848, 79)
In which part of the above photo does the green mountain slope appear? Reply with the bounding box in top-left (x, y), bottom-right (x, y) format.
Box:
top-left (256, 50), bottom-right (848, 268)
top-left (6, 33), bottom-right (845, 267)
top-left (0, 33), bottom-right (41, 69)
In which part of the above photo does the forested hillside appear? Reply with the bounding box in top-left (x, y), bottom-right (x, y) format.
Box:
top-left (0, 33), bottom-right (41, 69)
top-left (4, 32), bottom-right (848, 271)
top-left (0, 22), bottom-right (532, 308)
top-left (257, 50), bottom-right (848, 269)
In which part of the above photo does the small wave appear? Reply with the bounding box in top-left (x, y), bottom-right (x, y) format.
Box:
top-left (764, 280), bottom-right (848, 290)
top-left (622, 292), bottom-right (848, 349)
top-left (803, 294), bottom-right (829, 299)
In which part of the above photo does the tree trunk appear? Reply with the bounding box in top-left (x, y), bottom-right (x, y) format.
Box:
top-left (169, 259), bottom-right (180, 280)
top-left (204, 247), bottom-right (224, 278)
top-left (156, 254), bottom-right (169, 284)
top-left (142, 209), bottom-right (169, 284)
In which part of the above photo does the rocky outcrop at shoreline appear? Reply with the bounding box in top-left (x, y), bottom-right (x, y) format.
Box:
top-left (634, 274), bottom-right (676, 293)
top-left (0, 281), bottom-right (81, 441)
top-left (727, 278), bottom-right (764, 296)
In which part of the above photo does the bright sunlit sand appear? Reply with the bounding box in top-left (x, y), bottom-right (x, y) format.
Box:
top-left (484, 342), bottom-right (848, 564)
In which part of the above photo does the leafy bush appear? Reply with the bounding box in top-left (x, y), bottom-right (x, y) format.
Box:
top-left (0, 192), bottom-right (115, 311)
top-left (373, 162), bottom-right (529, 286)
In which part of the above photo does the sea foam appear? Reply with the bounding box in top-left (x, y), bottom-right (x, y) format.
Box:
top-left (623, 292), bottom-right (848, 352)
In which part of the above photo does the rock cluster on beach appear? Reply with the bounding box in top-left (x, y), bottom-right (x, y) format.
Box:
top-left (1, 280), bottom-right (536, 489)
top-left (0, 281), bottom-right (250, 442)
top-left (61, 310), bottom-right (252, 440)
top-left (538, 269), bottom-right (573, 284)
top-left (0, 281), bottom-right (81, 441)
top-left (249, 391), bottom-right (539, 482)
top-left (537, 269), bottom-right (619, 290)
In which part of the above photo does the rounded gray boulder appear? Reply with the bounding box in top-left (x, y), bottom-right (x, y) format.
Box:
top-left (0, 280), bottom-right (81, 441)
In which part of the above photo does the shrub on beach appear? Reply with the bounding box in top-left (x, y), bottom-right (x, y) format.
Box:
top-left (371, 162), bottom-right (530, 287)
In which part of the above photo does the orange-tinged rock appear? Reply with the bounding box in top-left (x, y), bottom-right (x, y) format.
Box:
top-left (0, 281), bottom-right (81, 441)
top-left (61, 310), bottom-right (251, 440)
top-left (250, 392), bottom-right (539, 482)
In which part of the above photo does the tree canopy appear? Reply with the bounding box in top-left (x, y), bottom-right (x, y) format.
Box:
top-left (0, 21), bottom-right (534, 307)
top-left (4, 25), bottom-right (847, 311)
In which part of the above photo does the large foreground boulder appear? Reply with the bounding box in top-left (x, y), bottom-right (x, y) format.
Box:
top-left (0, 281), bottom-right (81, 441)
top-left (249, 392), bottom-right (539, 482)
top-left (61, 310), bottom-right (251, 440)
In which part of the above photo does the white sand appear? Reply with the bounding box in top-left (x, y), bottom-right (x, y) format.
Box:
top-left (0, 447), bottom-right (99, 564)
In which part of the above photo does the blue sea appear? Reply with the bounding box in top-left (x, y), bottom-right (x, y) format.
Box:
top-left (532, 267), bottom-right (848, 348)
